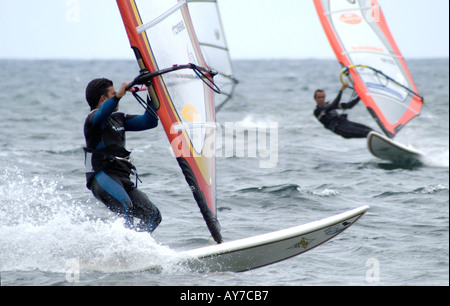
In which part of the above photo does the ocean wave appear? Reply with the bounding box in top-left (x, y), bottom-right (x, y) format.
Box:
top-left (238, 184), bottom-right (340, 198)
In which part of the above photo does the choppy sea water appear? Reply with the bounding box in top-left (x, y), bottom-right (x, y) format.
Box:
top-left (0, 59), bottom-right (448, 286)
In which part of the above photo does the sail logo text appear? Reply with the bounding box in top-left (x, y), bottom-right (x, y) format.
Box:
top-left (172, 21), bottom-right (186, 36)
top-left (339, 0), bottom-right (381, 24)
top-left (340, 13), bottom-right (362, 25)
top-left (170, 122), bottom-right (279, 169)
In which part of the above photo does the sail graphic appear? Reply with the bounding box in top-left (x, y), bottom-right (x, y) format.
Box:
top-left (314, 0), bottom-right (424, 138)
top-left (117, 0), bottom-right (223, 243)
top-left (187, 0), bottom-right (238, 111)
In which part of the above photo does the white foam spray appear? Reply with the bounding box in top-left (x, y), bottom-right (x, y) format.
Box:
top-left (0, 167), bottom-right (185, 274)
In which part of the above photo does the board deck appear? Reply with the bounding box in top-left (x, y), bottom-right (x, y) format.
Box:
top-left (367, 132), bottom-right (423, 164)
top-left (179, 206), bottom-right (369, 272)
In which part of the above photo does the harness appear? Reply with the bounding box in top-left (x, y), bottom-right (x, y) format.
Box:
top-left (84, 146), bottom-right (142, 189)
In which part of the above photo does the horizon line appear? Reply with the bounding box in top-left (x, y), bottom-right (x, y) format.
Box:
top-left (0, 56), bottom-right (448, 61)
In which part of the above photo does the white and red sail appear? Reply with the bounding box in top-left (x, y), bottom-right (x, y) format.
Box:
top-left (314, 0), bottom-right (423, 138)
top-left (117, 0), bottom-right (222, 243)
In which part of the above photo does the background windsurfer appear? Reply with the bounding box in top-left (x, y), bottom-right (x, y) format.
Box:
top-left (84, 78), bottom-right (161, 233)
top-left (313, 84), bottom-right (373, 139)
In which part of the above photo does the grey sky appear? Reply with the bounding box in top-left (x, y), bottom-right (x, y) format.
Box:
top-left (0, 0), bottom-right (448, 60)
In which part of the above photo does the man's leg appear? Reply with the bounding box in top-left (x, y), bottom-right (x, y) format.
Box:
top-left (128, 188), bottom-right (162, 233)
top-left (334, 120), bottom-right (373, 138)
top-left (90, 171), bottom-right (134, 228)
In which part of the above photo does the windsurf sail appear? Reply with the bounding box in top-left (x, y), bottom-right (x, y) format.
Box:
top-left (187, 0), bottom-right (239, 111)
top-left (117, 0), bottom-right (223, 243)
top-left (314, 0), bottom-right (424, 138)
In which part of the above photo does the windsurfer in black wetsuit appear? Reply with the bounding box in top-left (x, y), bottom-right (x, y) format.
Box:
top-left (84, 78), bottom-right (161, 233)
top-left (313, 84), bottom-right (373, 139)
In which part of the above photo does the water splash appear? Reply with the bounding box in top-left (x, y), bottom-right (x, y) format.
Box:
top-left (0, 167), bottom-right (184, 274)
top-left (423, 148), bottom-right (449, 168)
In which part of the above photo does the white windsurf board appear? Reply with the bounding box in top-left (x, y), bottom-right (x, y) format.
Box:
top-left (179, 205), bottom-right (369, 272)
top-left (83, 206), bottom-right (369, 273)
top-left (367, 131), bottom-right (423, 164)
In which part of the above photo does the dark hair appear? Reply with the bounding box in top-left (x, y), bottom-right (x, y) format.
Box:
top-left (314, 89), bottom-right (325, 99)
top-left (85, 78), bottom-right (113, 110)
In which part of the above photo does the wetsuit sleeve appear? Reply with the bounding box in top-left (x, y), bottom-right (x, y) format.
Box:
top-left (321, 90), bottom-right (343, 112)
top-left (124, 102), bottom-right (159, 131)
top-left (91, 96), bottom-right (121, 127)
top-left (340, 96), bottom-right (361, 110)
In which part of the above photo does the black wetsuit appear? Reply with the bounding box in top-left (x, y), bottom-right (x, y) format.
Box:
top-left (314, 90), bottom-right (373, 139)
top-left (84, 95), bottom-right (161, 233)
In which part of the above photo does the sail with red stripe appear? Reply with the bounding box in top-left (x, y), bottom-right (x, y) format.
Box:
top-left (314, 0), bottom-right (424, 138)
top-left (117, 0), bottom-right (222, 243)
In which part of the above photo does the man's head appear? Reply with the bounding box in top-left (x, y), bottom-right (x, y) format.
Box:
top-left (85, 78), bottom-right (114, 110)
top-left (314, 89), bottom-right (326, 106)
